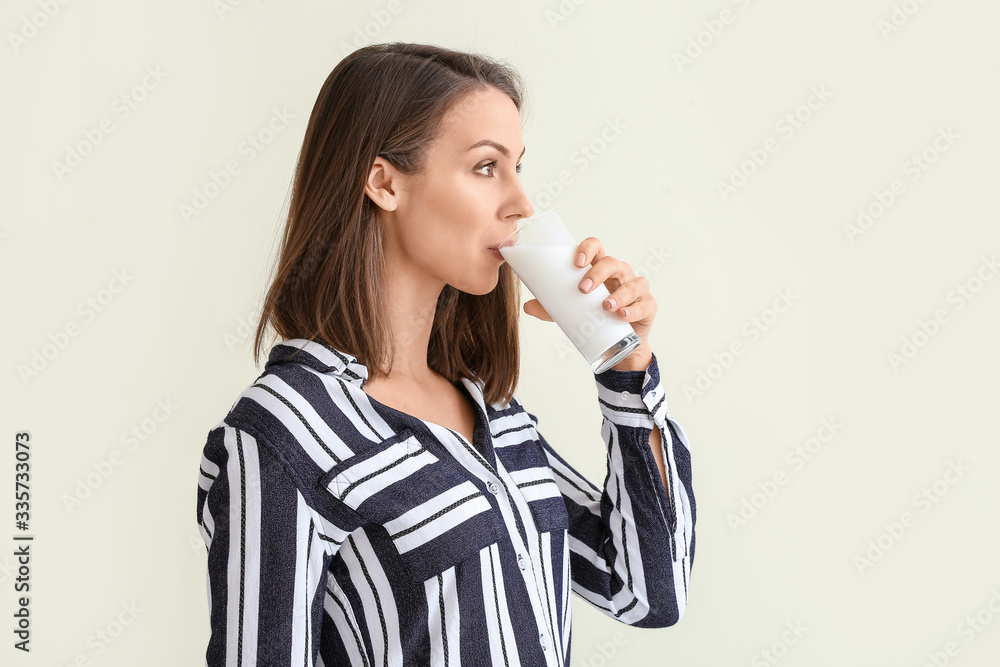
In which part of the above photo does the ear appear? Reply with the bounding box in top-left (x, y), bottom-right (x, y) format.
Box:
top-left (365, 157), bottom-right (401, 212)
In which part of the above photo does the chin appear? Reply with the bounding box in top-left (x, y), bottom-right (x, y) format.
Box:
top-left (450, 270), bottom-right (502, 296)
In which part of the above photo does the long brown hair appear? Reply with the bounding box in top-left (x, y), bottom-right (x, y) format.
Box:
top-left (253, 42), bottom-right (526, 406)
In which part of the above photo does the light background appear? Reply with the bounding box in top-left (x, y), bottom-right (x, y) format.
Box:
top-left (2, 0), bottom-right (999, 664)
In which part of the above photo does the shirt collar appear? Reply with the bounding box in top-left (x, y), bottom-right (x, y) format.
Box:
top-left (264, 338), bottom-right (370, 388)
top-left (263, 339), bottom-right (492, 414)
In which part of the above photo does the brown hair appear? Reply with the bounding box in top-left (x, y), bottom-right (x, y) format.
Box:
top-left (252, 42), bottom-right (526, 406)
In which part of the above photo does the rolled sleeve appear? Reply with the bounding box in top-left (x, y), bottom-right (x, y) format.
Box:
top-left (595, 352), bottom-right (695, 565)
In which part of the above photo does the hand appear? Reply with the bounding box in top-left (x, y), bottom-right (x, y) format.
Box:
top-left (523, 237), bottom-right (657, 371)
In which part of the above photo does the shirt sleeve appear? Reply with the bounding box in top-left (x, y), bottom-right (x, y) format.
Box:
top-left (531, 351), bottom-right (696, 628)
top-left (196, 424), bottom-right (363, 666)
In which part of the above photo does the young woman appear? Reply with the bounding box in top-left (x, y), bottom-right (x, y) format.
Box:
top-left (197, 42), bottom-right (695, 666)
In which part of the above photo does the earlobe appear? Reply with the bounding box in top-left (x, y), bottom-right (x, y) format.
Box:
top-left (365, 157), bottom-right (399, 212)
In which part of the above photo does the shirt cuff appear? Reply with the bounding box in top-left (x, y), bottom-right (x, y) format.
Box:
top-left (594, 351), bottom-right (666, 428)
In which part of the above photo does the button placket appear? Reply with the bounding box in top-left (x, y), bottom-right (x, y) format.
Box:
top-left (423, 418), bottom-right (559, 665)
top-left (488, 449), bottom-right (561, 665)
top-left (491, 455), bottom-right (566, 667)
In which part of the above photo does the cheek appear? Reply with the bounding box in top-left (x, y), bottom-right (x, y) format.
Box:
top-left (405, 172), bottom-right (491, 261)
top-left (426, 167), bottom-right (487, 211)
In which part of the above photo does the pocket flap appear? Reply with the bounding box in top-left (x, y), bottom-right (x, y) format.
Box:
top-left (320, 429), bottom-right (437, 510)
top-left (320, 428), bottom-right (503, 583)
top-left (496, 434), bottom-right (571, 534)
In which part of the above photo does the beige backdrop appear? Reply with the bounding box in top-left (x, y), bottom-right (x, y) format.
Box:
top-left (3, 0), bottom-right (999, 664)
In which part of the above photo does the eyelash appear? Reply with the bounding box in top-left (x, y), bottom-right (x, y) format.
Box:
top-left (477, 160), bottom-right (522, 177)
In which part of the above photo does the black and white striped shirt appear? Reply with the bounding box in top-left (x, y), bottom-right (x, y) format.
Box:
top-left (196, 338), bottom-right (695, 666)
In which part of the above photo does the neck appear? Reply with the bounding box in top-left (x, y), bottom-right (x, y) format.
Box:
top-left (377, 253), bottom-right (446, 384)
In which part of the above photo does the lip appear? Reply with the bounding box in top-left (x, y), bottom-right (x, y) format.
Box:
top-left (492, 236), bottom-right (518, 251)
top-left (496, 233), bottom-right (519, 250)
top-left (488, 247), bottom-right (504, 261)
top-left (496, 213), bottom-right (540, 251)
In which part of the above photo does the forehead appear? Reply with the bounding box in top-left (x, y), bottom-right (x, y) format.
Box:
top-left (434, 86), bottom-right (524, 152)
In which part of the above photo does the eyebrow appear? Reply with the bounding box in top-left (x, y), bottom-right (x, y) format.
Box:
top-left (467, 139), bottom-right (526, 160)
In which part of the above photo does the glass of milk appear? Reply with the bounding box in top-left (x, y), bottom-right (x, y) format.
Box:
top-left (498, 210), bottom-right (642, 374)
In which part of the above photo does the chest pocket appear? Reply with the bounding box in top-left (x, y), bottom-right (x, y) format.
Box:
top-left (320, 428), bottom-right (502, 583)
top-left (492, 422), bottom-right (571, 536)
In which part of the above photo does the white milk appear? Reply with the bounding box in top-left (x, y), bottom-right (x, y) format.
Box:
top-left (499, 244), bottom-right (636, 364)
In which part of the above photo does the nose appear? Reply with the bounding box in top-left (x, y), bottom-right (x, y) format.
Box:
top-left (507, 175), bottom-right (534, 221)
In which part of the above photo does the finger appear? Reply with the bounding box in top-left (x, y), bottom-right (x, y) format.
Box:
top-left (574, 237), bottom-right (605, 268)
top-left (603, 275), bottom-right (650, 312)
top-left (578, 255), bottom-right (634, 295)
top-left (615, 294), bottom-right (657, 323)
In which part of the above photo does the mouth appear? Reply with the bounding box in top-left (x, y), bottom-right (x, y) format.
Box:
top-left (488, 247), bottom-right (504, 261)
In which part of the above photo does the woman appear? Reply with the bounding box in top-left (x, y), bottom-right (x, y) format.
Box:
top-left (197, 42), bottom-right (695, 666)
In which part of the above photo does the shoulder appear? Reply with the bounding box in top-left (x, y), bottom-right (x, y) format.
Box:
top-left (206, 363), bottom-right (381, 504)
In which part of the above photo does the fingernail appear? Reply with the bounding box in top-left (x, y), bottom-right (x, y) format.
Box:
top-left (622, 308), bottom-right (630, 318)
top-left (606, 298), bottom-right (616, 310)
top-left (579, 278), bottom-right (593, 292)
top-left (575, 252), bottom-right (586, 267)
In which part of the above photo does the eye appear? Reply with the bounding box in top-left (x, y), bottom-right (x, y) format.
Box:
top-left (476, 160), bottom-right (498, 177)
top-left (475, 160), bottom-right (523, 177)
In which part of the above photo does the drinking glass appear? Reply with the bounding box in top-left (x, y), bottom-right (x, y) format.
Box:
top-left (498, 210), bottom-right (642, 373)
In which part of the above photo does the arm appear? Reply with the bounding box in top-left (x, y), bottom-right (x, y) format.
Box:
top-left (532, 351), bottom-right (696, 628)
top-left (610, 343), bottom-right (670, 494)
top-left (197, 424), bottom-right (361, 665)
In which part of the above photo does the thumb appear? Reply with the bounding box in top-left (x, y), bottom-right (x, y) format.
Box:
top-left (523, 299), bottom-right (553, 322)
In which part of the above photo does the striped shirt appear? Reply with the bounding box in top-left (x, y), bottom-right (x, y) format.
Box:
top-left (196, 338), bottom-right (696, 666)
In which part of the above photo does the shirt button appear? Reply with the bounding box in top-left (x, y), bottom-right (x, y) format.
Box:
top-left (517, 553), bottom-right (527, 570)
top-left (487, 481), bottom-right (500, 494)
top-left (620, 390), bottom-right (630, 400)
top-left (539, 632), bottom-right (548, 649)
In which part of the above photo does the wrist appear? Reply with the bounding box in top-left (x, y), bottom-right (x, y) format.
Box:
top-left (610, 342), bottom-right (653, 372)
